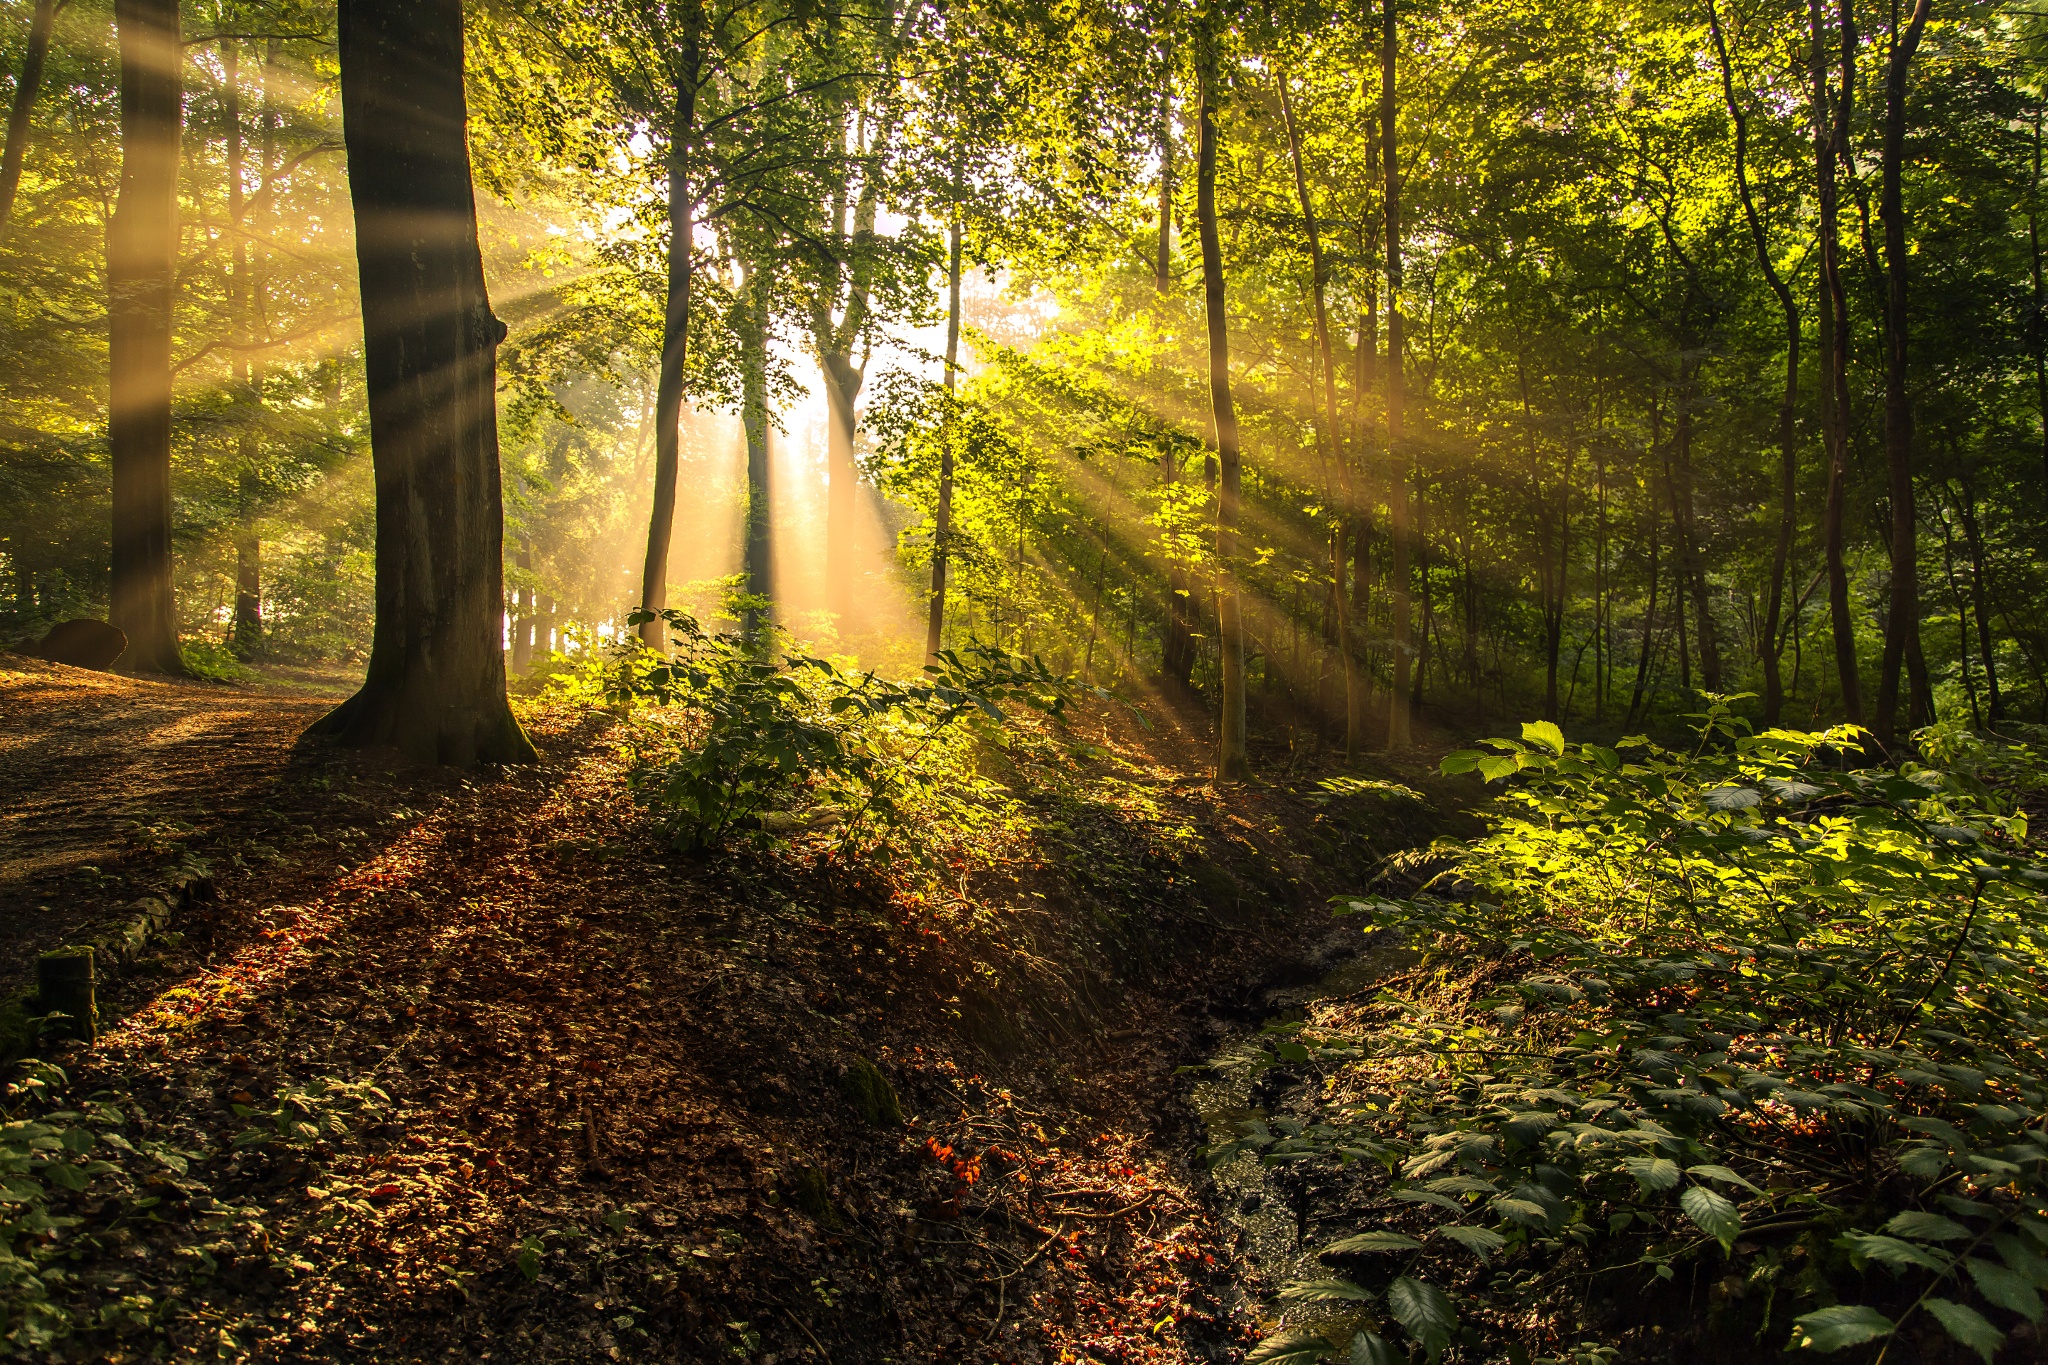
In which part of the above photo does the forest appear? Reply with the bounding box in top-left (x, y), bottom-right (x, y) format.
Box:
top-left (1, 0), bottom-right (2047, 1361)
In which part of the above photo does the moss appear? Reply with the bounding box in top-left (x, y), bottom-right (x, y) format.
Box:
top-left (839, 1056), bottom-right (903, 1127)
top-left (787, 1165), bottom-right (840, 1226)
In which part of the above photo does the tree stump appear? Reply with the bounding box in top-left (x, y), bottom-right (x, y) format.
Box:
top-left (35, 946), bottom-right (95, 1042)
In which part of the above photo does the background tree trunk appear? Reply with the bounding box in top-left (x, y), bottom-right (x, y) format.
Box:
top-left (1874, 0), bottom-right (1933, 746)
top-left (638, 54), bottom-right (698, 650)
top-left (1197, 24), bottom-right (1248, 781)
top-left (740, 260), bottom-right (771, 640)
top-left (0, 0), bottom-right (61, 242)
top-left (926, 217), bottom-right (962, 657)
top-left (1818, 0), bottom-right (1862, 720)
top-left (1382, 0), bottom-right (1410, 748)
top-left (108, 0), bottom-right (187, 675)
top-left (306, 0), bottom-right (534, 766)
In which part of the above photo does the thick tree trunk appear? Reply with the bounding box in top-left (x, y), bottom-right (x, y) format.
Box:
top-left (0, 0), bottom-right (59, 242)
top-left (108, 0), bottom-right (187, 676)
top-left (1155, 76), bottom-right (1173, 294)
top-left (1873, 0), bottom-right (1933, 747)
top-left (821, 350), bottom-right (862, 625)
top-left (925, 219), bottom-right (962, 657)
top-left (1711, 0), bottom-right (1799, 725)
top-left (226, 39), bottom-right (264, 658)
top-left (307, 0), bottom-right (534, 765)
top-left (1381, 0), bottom-right (1410, 749)
top-left (1817, 0), bottom-right (1862, 721)
top-left (1196, 26), bottom-right (1248, 781)
top-left (638, 61), bottom-right (698, 650)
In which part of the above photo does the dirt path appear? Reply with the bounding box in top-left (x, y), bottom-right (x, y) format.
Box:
top-left (0, 668), bottom-right (1441, 1364)
top-left (0, 659), bottom-right (347, 991)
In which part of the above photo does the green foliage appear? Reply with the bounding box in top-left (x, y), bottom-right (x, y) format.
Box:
top-left (226, 1076), bottom-right (387, 1151)
top-left (0, 1063), bottom-right (132, 1348)
top-left (1229, 701), bottom-right (2048, 1360)
top-left (177, 637), bottom-right (253, 684)
top-left (611, 609), bottom-right (1071, 854)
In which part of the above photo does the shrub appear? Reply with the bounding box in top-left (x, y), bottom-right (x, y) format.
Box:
top-left (610, 609), bottom-right (1069, 854)
top-left (1226, 701), bottom-right (2048, 1363)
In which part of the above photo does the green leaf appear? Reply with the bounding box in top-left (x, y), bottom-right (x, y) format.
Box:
top-left (1885, 1211), bottom-right (1972, 1242)
top-left (41, 1161), bottom-right (86, 1192)
top-left (1386, 1276), bottom-right (1456, 1358)
top-left (1350, 1332), bottom-right (1400, 1365)
top-left (1686, 1163), bottom-right (1761, 1193)
top-left (515, 1235), bottom-right (543, 1282)
top-left (1476, 755), bottom-right (1519, 783)
top-left (1437, 1224), bottom-right (1507, 1258)
top-left (1924, 1298), bottom-right (2003, 1363)
top-left (1789, 1305), bottom-right (1894, 1352)
top-left (1622, 1156), bottom-right (1680, 1191)
top-left (1492, 1196), bottom-right (1550, 1226)
top-left (1245, 1330), bottom-right (1335, 1365)
top-left (1966, 1257), bottom-right (2044, 1323)
top-left (1704, 785), bottom-right (1763, 811)
top-left (1325, 1231), bottom-right (1423, 1254)
top-left (1680, 1184), bottom-right (1740, 1249)
top-left (1838, 1232), bottom-right (1951, 1272)
top-left (1521, 720), bottom-right (1566, 754)
top-left (1278, 1278), bottom-right (1374, 1304)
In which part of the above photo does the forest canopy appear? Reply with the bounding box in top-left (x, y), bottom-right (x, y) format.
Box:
top-left (0, 0), bottom-right (2043, 759)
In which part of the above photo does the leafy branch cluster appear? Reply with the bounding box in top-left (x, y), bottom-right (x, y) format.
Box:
top-left (1217, 701), bottom-right (2048, 1362)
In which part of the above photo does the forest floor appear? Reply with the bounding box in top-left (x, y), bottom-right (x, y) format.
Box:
top-left (0, 653), bottom-right (1462, 1365)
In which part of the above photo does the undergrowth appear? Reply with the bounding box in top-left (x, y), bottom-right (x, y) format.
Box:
top-left (1222, 701), bottom-right (2048, 1364)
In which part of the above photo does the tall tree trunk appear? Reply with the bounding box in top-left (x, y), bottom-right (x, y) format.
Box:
top-left (1381, 0), bottom-right (1410, 748)
top-left (511, 542), bottom-right (532, 673)
top-left (307, 0), bottom-right (534, 765)
top-left (1873, 0), bottom-right (1932, 747)
top-left (1817, 0), bottom-right (1862, 720)
top-left (1155, 73), bottom-right (1173, 294)
top-left (1711, 0), bottom-right (1799, 724)
top-left (740, 260), bottom-right (771, 639)
top-left (0, 0), bottom-right (60, 243)
top-left (108, 0), bottom-right (186, 675)
top-left (1277, 69), bottom-right (1359, 761)
top-left (1628, 505), bottom-right (1661, 726)
top-left (2031, 106), bottom-right (2048, 489)
top-left (638, 46), bottom-right (699, 650)
top-left (925, 217), bottom-right (962, 657)
top-left (1196, 24), bottom-right (1248, 781)
top-left (225, 38), bottom-right (264, 656)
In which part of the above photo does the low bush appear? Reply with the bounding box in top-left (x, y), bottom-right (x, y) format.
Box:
top-left (606, 609), bottom-right (1070, 856)
top-left (1225, 701), bottom-right (2048, 1363)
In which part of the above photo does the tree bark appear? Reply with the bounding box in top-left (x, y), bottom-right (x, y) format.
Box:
top-left (108, 0), bottom-right (187, 676)
top-left (925, 217), bottom-right (962, 657)
top-left (1817, 0), bottom-right (1862, 721)
top-left (638, 40), bottom-right (699, 650)
top-left (1711, 0), bottom-right (1799, 725)
top-left (1155, 74), bottom-right (1173, 294)
top-left (740, 260), bottom-right (771, 640)
top-left (1873, 0), bottom-right (1933, 747)
top-left (0, 0), bottom-right (60, 243)
top-left (307, 0), bottom-right (534, 765)
top-left (1196, 25), bottom-right (1248, 781)
top-left (1381, 0), bottom-right (1410, 748)
top-left (1277, 69), bottom-right (1361, 762)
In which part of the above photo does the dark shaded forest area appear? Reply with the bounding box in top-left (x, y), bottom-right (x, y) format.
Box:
top-left (3, 0), bottom-right (2048, 1362)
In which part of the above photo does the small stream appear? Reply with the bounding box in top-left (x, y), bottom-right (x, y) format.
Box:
top-left (1184, 938), bottom-right (1413, 1332)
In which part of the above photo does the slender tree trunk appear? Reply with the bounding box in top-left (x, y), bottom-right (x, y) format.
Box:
top-left (108, 0), bottom-right (187, 675)
top-left (1381, 0), bottom-right (1410, 749)
top-left (1670, 371), bottom-right (1718, 691)
top-left (1817, 0), bottom-right (1862, 721)
top-left (1412, 476), bottom-right (1431, 711)
top-left (2031, 106), bottom-right (2048, 489)
top-left (225, 38), bottom-right (264, 656)
top-left (638, 51), bottom-right (699, 650)
top-left (1196, 24), bottom-right (1248, 781)
top-left (1155, 74), bottom-right (1173, 294)
top-left (1277, 69), bottom-right (1359, 761)
top-left (1628, 508), bottom-right (1661, 726)
top-left (1872, 0), bottom-right (1932, 746)
top-left (0, 0), bottom-right (59, 243)
top-left (1950, 468), bottom-right (2002, 723)
top-left (925, 217), bottom-right (962, 657)
top-left (511, 542), bottom-right (532, 672)
top-left (308, 0), bottom-right (534, 765)
top-left (740, 260), bottom-right (771, 637)
top-left (1712, 0), bottom-right (1799, 724)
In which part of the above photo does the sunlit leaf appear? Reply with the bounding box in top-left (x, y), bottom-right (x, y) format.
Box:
top-left (1789, 1305), bottom-right (1894, 1352)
